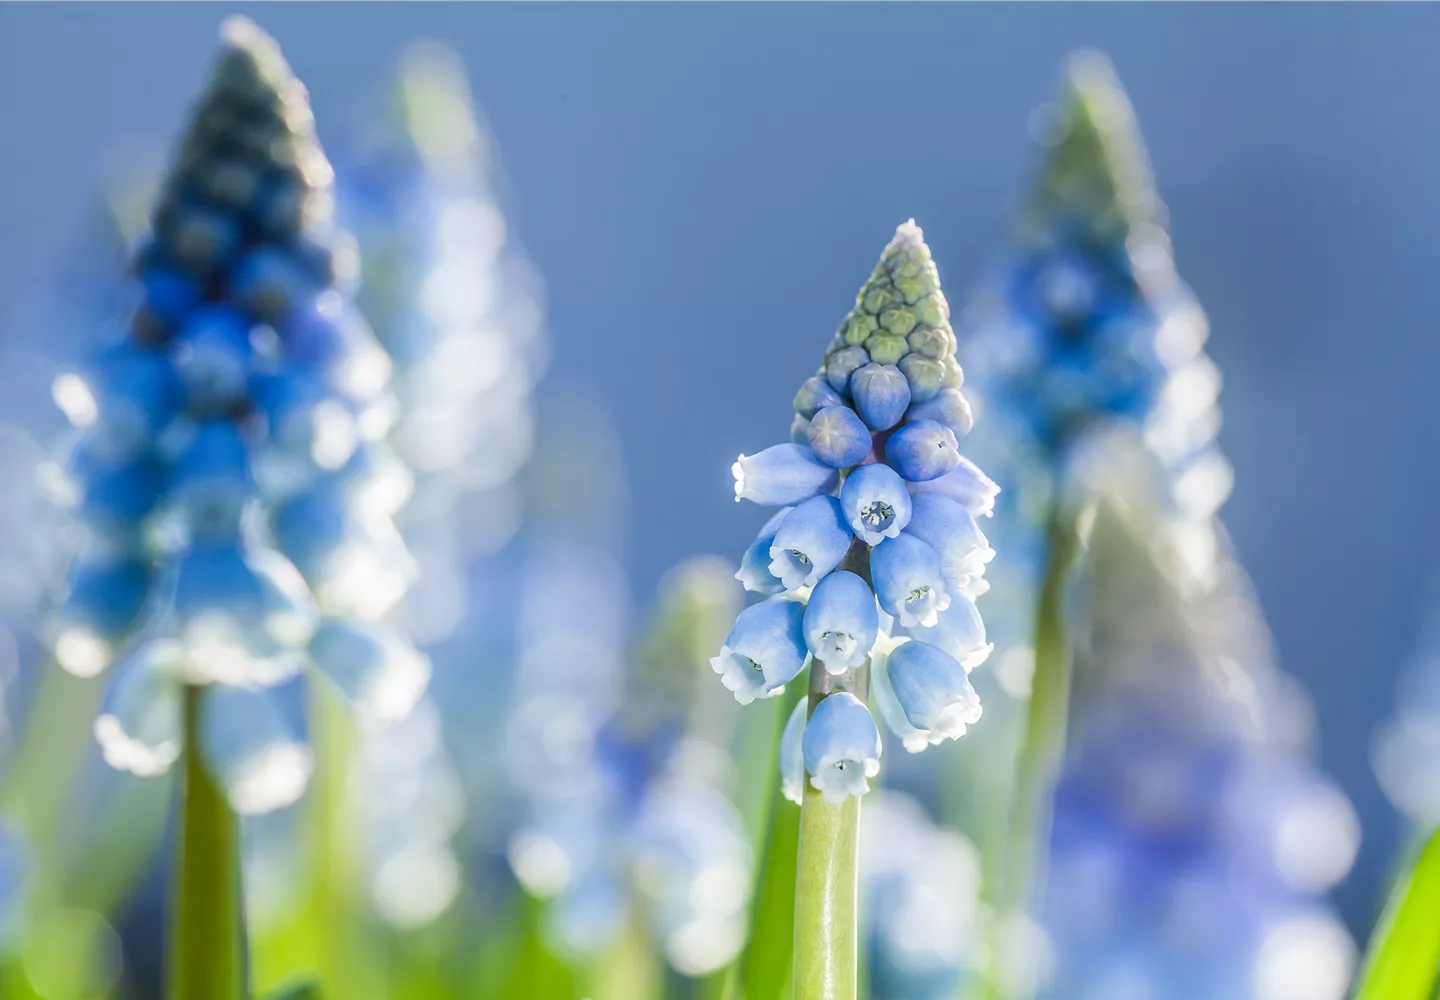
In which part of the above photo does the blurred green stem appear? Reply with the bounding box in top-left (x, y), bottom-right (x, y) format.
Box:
top-left (792, 662), bottom-right (868, 1000)
top-left (730, 678), bottom-right (808, 1000)
top-left (171, 684), bottom-right (245, 1000)
top-left (985, 504), bottom-right (1085, 1000)
top-left (1351, 824), bottom-right (1440, 1000)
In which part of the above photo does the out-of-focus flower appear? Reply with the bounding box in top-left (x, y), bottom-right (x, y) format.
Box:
top-left (52, 18), bottom-right (426, 815)
top-left (864, 791), bottom-right (984, 1000)
top-left (1372, 614), bottom-right (1440, 829)
top-left (1041, 514), bottom-right (1358, 1000)
top-left (719, 222), bottom-right (997, 801)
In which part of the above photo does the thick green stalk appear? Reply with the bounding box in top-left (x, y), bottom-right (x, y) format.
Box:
top-left (1351, 825), bottom-right (1440, 1000)
top-left (733, 679), bottom-right (808, 1000)
top-left (171, 684), bottom-right (246, 1000)
top-left (793, 660), bottom-right (868, 1000)
top-left (985, 506), bottom-right (1084, 1000)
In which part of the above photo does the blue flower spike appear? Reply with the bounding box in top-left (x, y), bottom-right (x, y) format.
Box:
top-left (802, 692), bottom-right (882, 804)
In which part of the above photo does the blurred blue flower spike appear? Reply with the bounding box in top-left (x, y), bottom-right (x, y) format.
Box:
top-left (719, 221), bottom-right (996, 998)
top-left (46, 17), bottom-right (427, 824)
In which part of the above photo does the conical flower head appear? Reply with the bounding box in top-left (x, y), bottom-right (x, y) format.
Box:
top-left (55, 19), bottom-right (426, 815)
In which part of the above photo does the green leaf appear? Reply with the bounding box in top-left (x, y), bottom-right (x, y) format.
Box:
top-left (1351, 825), bottom-right (1440, 1000)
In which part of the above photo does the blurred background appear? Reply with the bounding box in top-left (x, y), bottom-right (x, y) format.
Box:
top-left (1, 0), bottom-right (1438, 960)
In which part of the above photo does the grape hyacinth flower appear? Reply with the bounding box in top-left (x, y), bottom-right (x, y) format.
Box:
top-left (716, 222), bottom-right (996, 999)
top-left (43, 20), bottom-right (426, 999)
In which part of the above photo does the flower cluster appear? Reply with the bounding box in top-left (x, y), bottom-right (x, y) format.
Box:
top-left (718, 221), bottom-right (997, 803)
top-left (1041, 519), bottom-right (1358, 1000)
top-left (336, 43), bottom-right (546, 645)
top-left (959, 53), bottom-right (1230, 553)
top-left (51, 19), bottom-right (427, 815)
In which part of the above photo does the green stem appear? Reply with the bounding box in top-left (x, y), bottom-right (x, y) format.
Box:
top-left (985, 505), bottom-right (1084, 1000)
top-left (171, 684), bottom-right (246, 1000)
top-left (733, 679), bottom-right (808, 1000)
top-left (1351, 824), bottom-right (1440, 1000)
top-left (793, 659), bottom-right (868, 1000)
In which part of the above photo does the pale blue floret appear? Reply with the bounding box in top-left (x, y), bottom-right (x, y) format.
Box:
top-left (840, 463), bottom-right (912, 546)
top-left (885, 419), bottom-right (961, 483)
top-left (807, 406), bottom-right (873, 469)
top-left (170, 307), bottom-right (255, 417)
top-left (308, 619), bottom-right (430, 725)
top-left (793, 375), bottom-right (846, 420)
top-left (802, 691), bottom-right (882, 803)
top-left (907, 454), bottom-right (1000, 518)
top-left (768, 495), bottom-right (852, 591)
top-left (710, 596), bottom-right (810, 705)
top-left (902, 493), bottom-right (994, 592)
top-left (850, 363), bottom-right (912, 432)
top-left (732, 443), bottom-right (840, 506)
top-left (93, 639), bottom-right (184, 776)
top-left (905, 388), bottom-right (974, 439)
top-left (803, 570), bottom-right (879, 673)
top-left (199, 676), bottom-right (314, 816)
top-left (870, 533), bottom-right (951, 628)
top-left (899, 592), bottom-right (993, 671)
top-left (872, 639), bottom-right (982, 753)
top-left (780, 697), bottom-right (808, 804)
top-left (736, 507), bottom-right (793, 595)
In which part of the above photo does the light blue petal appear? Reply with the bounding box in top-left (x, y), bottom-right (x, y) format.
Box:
top-left (200, 677), bottom-right (314, 816)
top-left (885, 419), bottom-right (961, 483)
top-left (803, 570), bottom-right (879, 673)
top-left (802, 691), bottom-right (881, 803)
top-left (900, 592), bottom-right (992, 671)
top-left (309, 619), bottom-right (431, 725)
top-left (902, 493), bottom-right (994, 591)
top-left (710, 597), bottom-right (808, 705)
top-left (905, 388), bottom-right (974, 439)
top-left (736, 507), bottom-right (792, 595)
top-left (807, 406), bottom-right (872, 469)
top-left (780, 698), bottom-right (808, 805)
top-left (870, 534), bottom-right (951, 629)
top-left (850, 364), bottom-right (912, 432)
top-left (768, 495), bottom-right (852, 591)
top-left (732, 443), bottom-right (839, 506)
top-left (94, 639), bottom-right (184, 776)
top-left (907, 455), bottom-right (1000, 518)
top-left (840, 463), bottom-right (913, 546)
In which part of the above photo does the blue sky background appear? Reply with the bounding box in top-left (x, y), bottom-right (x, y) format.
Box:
top-left (3, 3), bottom-right (1440, 933)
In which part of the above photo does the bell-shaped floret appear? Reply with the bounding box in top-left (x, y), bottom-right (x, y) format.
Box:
top-left (732, 444), bottom-right (839, 507)
top-left (885, 419), bottom-right (961, 483)
top-left (850, 364), bottom-right (912, 432)
top-left (801, 691), bottom-right (881, 803)
top-left (93, 639), bottom-right (184, 776)
top-left (50, 544), bottom-right (153, 677)
top-left (169, 419), bottom-right (255, 543)
top-left (709, 596), bottom-right (808, 705)
top-left (907, 455), bottom-right (1000, 518)
top-left (736, 507), bottom-right (792, 595)
top-left (898, 592), bottom-right (992, 671)
top-left (793, 376), bottom-right (846, 420)
top-left (803, 570), bottom-right (879, 673)
top-left (199, 676), bottom-right (313, 816)
top-left (780, 697), bottom-right (807, 805)
top-left (870, 533), bottom-right (951, 628)
top-left (173, 543), bottom-right (318, 685)
top-left (309, 619), bottom-right (430, 726)
top-left (807, 406), bottom-right (872, 469)
top-left (840, 463), bottom-right (912, 545)
top-left (905, 388), bottom-right (974, 440)
top-left (872, 639), bottom-right (981, 753)
top-left (170, 306), bottom-right (256, 417)
top-left (902, 493), bottom-right (994, 592)
top-left (768, 495), bottom-right (851, 591)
